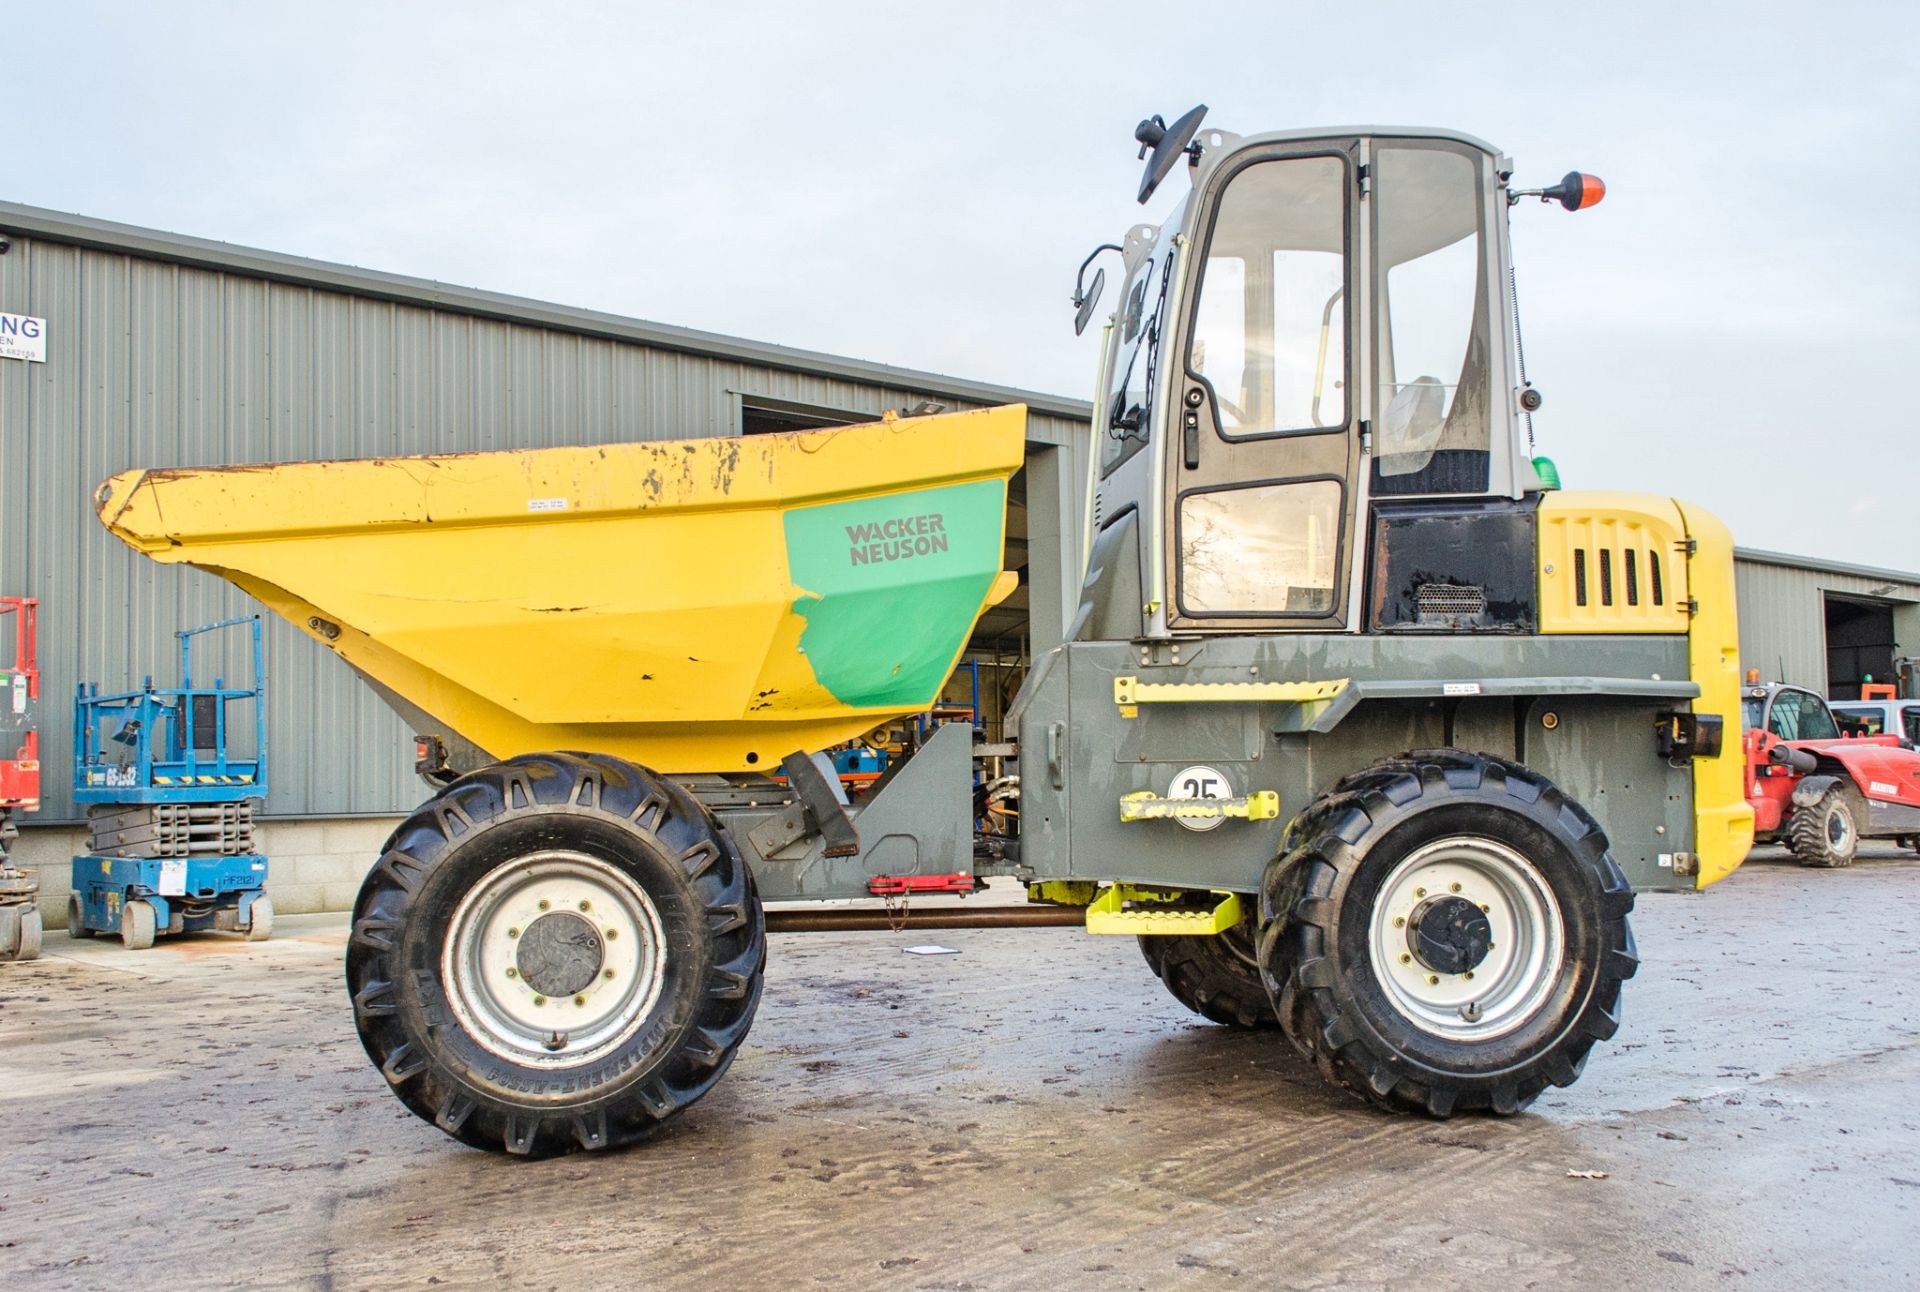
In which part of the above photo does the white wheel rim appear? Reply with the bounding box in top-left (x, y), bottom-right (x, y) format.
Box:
top-left (1367, 836), bottom-right (1564, 1041)
top-left (1827, 805), bottom-right (1854, 852)
top-left (443, 850), bottom-right (668, 1070)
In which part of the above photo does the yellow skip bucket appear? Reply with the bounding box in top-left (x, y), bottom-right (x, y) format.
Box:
top-left (96, 406), bottom-right (1027, 773)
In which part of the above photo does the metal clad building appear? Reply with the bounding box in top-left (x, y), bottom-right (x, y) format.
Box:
top-left (0, 201), bottom-right (1091, 826)
top-left (1734, 549), bottom-right (1920, 699)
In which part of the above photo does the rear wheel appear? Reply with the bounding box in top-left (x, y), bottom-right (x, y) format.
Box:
top-left (121, 899), bottom-right (157, 950)
top-left (245, 895), bottom-right (274, 942)
top-left (68, 894), bottom-right (96, 939)
top-left (348, 752), bottom-right (765, 1157)
top-left (1260, 751), bottom-right (1636, 1117)
top-left (1787, 785), bottom-right (1857, 868)
top-left (1139, 911), bottom-right (1278, 1029)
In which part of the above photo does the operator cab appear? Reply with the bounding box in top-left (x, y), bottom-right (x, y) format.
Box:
top-left (1079, 110), bottom-right (1600, 640)
top-left (1742, 684), bottom-right (1842, 743)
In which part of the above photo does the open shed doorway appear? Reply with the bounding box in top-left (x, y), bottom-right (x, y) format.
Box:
top-left (1825, 593), bottom-right (1896, 700)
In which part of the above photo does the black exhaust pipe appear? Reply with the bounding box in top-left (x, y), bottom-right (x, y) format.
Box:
top-left (1768, 743), bottom-right (1819, 775)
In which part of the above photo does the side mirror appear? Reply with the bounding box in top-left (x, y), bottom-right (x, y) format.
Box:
top-left (1134, 104), bottom-right (1208, 204)
top-left (1071, 243), bottom-right (1122, 336)
top-left (1073, 267), bottom-right (1106, 337)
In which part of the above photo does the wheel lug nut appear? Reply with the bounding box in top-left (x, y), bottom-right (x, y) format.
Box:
top-left (1449, 883), bottom-right (1462, 894)
top-left (1414, 887), bottom-right (1427, 898)
top-left (1392, 916), bottom-right (1406, 928)
top-left (507, 926), bottom-right (520, 939)
top-left (579, 899), bottom-right (592, 912)
top-left (1464, 971), bottom-right (1475, 981)
top-left (1399, 953), bottom-right (1412, 965)
top-left (532, 995), bottom-right (547, 1007)
top-left (574, 995), bottom-right (588, 1007)
top-left (538, 899), bottom-right (551, 912)
top-left (1480, 903), bottom-right (1490, 913)
top-left (505, 967), bottom-right (518, 979)
top-left (605, 928), bottom-right (618, 940)
top-left (602, 968), bottom-right (615, 980)
top-left (1426, 974), bottom-right (1440, 986)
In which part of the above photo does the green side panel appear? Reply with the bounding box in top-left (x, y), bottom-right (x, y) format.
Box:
top-left (783, 479), bottom-right (1005, 708)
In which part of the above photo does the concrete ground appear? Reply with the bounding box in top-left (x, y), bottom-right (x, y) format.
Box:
top-left (2, 846), bottom-right (1916, 1291)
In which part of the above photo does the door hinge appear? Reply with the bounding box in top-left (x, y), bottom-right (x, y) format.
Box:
top-left (1356, 163), bottom-right (1371, 198)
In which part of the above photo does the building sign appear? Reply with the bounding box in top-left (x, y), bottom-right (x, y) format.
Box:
top-left (0, 312), bottom-right (46, 363)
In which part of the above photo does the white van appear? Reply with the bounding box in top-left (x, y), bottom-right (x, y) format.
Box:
top-left (1829, 698), bottom-right (1920, 744)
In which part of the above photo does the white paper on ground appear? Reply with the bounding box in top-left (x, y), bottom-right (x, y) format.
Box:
top-left (901, 944), bottom-right (960, 956)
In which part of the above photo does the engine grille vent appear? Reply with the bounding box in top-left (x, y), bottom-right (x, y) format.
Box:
top-left (1416, 583), bottom-right (1488, 623)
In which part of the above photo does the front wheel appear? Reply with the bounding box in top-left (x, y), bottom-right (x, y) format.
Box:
top-left (1139, 912), bottom-right (1278, 1028)
top-left (1, 906), bottom-right (42, 961)
top-left (348, 752), bottom-right (765, 1157)
top-left (1787, 784), bottom-right (1857, 868)
top-left (1260, 751), bottom-right (1637, 1118)
top-left (1136, 906), bottom-right (1274, 1028)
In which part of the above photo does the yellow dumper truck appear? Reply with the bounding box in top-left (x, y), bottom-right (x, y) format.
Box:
top-left (96, 111), bottom-right (1753, 1154)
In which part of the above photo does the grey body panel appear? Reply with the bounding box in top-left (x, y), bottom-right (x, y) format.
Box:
top-left (1016, 633), bottom-right (1699, 893)
top-left (708, 720), bottom-right (977, 902)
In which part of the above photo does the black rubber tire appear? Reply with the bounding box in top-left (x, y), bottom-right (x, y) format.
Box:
top-left (347, 751), bottom-right (765, 1157)
top-left (1787, 785), bottom-right (1858, 868)
top-left (1139, 911), bottom-right (1279, 1029)
top-left (1258, 750), bottom-right (1637, 1118)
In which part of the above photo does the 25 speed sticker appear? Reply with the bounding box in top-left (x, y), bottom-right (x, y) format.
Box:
top-left (1167, 765), bottom-right (1233, 832)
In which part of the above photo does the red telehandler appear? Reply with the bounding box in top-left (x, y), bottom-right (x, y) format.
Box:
top-left (1, 596), bottom-right (41, 961)
top-left (1742, 677), bottom-right (1920, 866)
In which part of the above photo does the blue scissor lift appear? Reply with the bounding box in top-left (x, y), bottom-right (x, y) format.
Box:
top-left (68, 617), bottom-right (271, 949)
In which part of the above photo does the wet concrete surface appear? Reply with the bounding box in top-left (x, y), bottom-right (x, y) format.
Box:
top-left (1, 846), bottom-right (1916, 1290)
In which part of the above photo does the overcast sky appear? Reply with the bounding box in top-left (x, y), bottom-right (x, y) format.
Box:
top-left (9, 1), bottom-right (1916, 568)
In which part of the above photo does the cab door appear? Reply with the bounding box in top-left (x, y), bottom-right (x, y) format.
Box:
top-left (1169, 141), bottom-right (1362, 631)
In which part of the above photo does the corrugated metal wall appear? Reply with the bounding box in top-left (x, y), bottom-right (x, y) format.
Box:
top-left (1734, 555), bottom-right (1920, 692)
top-left (0, 229), bottom-right (1086, 822)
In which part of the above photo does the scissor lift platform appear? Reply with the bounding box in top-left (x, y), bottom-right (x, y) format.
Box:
top-left (68, 617), bottom-right (272, 949)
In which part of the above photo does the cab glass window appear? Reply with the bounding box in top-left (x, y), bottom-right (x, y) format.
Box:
top-left (1178, 478), bottom-right (1341, 615)
top-left (1187, 155), bottom-right (1347, 437)
top-left (1372, 143), bottom-right (1491, 494)
top-left (1769, 690), bottom-right (1839, 742)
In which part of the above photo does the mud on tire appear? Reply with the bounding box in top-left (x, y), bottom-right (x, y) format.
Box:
top-left (1258, 750), bottom-right (1637, 1118)
top-left (1786, 783), bottom-right (1858, 868)
top-left (348, 752), bottom-right (765, 1156)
